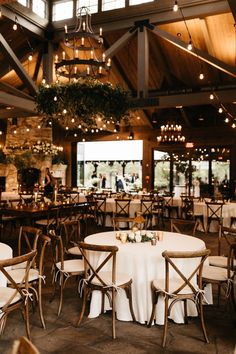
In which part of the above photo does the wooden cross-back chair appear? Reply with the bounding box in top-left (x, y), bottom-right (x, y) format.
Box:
top-left (93, 196), bottom-right (108, 227)
top-left (77, 242), bottom-right (136, 339)
top-left (139, 199), bottom-right (154, 229)
top-left (170, 218), bottom-right (199, 236)
top-left (60, 219), bottom-right (82, 257)
top-left (35, 205), bottom-right (60, 234)
top-left (49, 232), bottom-right (84, 316)
top-left (152, 196), bottom-right (165, 228)
top-left (181, 196), bottom-right (194, 219)
top-left (202, 242), bottom-right (236, 309)
top-left (8, 226), bottom-right (50, 329)
top-left (148, 249), bottom-right (210, 347)
top-left (113, 198), bottom-right (131, 229)
top-left (0, 250), bottom-right (37, 340)
top-left (205, 201), bottom-right (224, 233)
top-left (163, 194), bottom-right (179, 218)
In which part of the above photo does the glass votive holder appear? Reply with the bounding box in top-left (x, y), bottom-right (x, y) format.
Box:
top-left (115, 232), bottom-right (120, 240)
top-left (120, 232), bottom-right (127, 243)
top-left (151, 238), bottom-right (157, 246)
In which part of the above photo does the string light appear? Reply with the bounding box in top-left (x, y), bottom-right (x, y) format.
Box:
top-left (187, 40), bottom-right (192, 51)
top-left (173, 1), bottom-right (178, 12)
top-left (209, 93), bottom-right (214, 100)
top-left (13, 16), bottom-right (18, 31)
top-left (199, 72), bottom-right (204, 80)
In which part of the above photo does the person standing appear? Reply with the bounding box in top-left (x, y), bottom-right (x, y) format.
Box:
top-left (101, 174), bottom-right (106, 188)
top-left (44, 167), bottom-right (54, 198)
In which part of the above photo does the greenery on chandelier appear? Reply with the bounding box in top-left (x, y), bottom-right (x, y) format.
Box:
top-left (35, 79), bottom-right (130, 129)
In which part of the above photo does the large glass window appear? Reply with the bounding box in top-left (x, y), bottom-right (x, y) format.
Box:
top-left (53, 1), bottom-right (73, 21)
top-left (154, 151), bottom-right (170, 193)
top-left (102, 0), bottom-right (125, 11)
top-left (17, 0), bottom-right (27, 6)
top-left (129, 0), bottom-right (154, 5)
top-left (32, 0), bottom-right (46, 18)
top-left (77, 0), bottom-right (98, 14)
top-left (77, 140), bottom-right (143, 190)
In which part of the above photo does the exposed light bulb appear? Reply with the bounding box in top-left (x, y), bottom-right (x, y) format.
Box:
top-left (199, 73), bottom-right (204, 80)
top-left (13, 22), bottom-right (17, 31)
top-left (42, 78), bottom-right (46, 85)
top-left (218, 107), bottom-right (223, 113)
top-left (187, 40), bottom-right (192, 51)
top-left (225, 117), bottom-right (229, 123)
top-left (173, 1), bottom-right (178, 12)
top-left (28, 54), bottom-right (33, 61)
top-left (209, 93), bottom-right (214, 100)
top-left (232, 123), bottom-right (236, 128)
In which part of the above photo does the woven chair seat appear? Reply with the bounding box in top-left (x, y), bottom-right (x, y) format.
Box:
top-left (202, 265), bottom-right (234, 281)
top-left (90, 271), bottom-right (131, 287)
top-left (0, 287), bottom-right (22, 307)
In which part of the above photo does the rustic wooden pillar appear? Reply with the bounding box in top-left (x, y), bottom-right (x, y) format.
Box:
top-left (142, 139), bottom-right (152, 191)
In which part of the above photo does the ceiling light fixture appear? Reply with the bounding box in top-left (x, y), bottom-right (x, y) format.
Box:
top-left (209, 93), bottom-right (214, 100)
top-left (187, 40), bottom-right (192, 51)
top-left (199, 72), bottom-right (204, 80)
top-left (173, 0), bottom-right (178, 12)
top-left (157, 122), bottom-right (186, 144)
top-left (13, 16), bottom-right (18, 31)
top-left (55, 6), bottom-right (111, 80)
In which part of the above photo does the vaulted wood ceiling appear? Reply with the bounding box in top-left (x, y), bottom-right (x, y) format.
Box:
top-left (0, 0), bottom-right (236, 137)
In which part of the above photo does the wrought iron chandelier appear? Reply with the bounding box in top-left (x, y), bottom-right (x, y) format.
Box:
top-left (157, 122), bottom-right (186, 144)
top-left (55, 6), bottom-right (111, 80)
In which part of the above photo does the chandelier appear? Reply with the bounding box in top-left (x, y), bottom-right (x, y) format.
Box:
top-left (157, 122), bottom-right (186, 144)
top-left (55, 6), bottom-right (111, 80)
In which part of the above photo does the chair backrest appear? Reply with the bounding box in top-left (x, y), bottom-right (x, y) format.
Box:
top-left (49, 232), bottom-right (66, 271)
top-left (11, 336), bottom-right (40, 354)
top-left (78, 242), bottom-right (118, 286)
top-left (162, 249), bottom-right (210, 295)
top-left (226, 242), bottom-right (236, 278)
top-left (205, 201), bottom-right (224, 220)
top-left (94, 197), bottom-right (107, 214)
top-left (37, 234), bottom-right (51, 276)
top-left (114, 198), bottom-right (131, 217)
top-left (0, 250), bottom-right (37, 312)
top-left (46, 205), bottom-right (60, 232)
top-left (170, 218), bottom-right (199, 236)
top-left (181, 196), bottom-right (194, 219)
top-left (140, 199), bottom-right (154, 216)
top-left (60, 219), bottom-right (81, 251)
top-left (218, 225), bottom-right (236, 256)
top-left (17, 226), bottom-right (42, 263)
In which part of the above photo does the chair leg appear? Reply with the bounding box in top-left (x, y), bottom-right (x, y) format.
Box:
top-left (38, 280), bottom-right (46, 329)
top-left (23, 302), bottom-right (31, 340)
top-left (124, 284), bottom-right (136, 322)
top-left (112, 288), bottom-right (116, 339)
top-left (147, 289), bottom-right (158, 327)
top-left (77, 287), bottom-right (89, 326)
top-left (162, 297), bottom-right (169, 347)
top-left (198, 297), bottom-right (209, 343)
top-left (58, 274), bottom-right (65, 316)
top-left (183, 299), bottom-right (188, 324)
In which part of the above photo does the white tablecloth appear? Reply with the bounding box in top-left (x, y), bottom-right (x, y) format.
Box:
top-left (0, 242), bottom-right (13, 286)
top-left (85, 231), bottom-right (211, 325)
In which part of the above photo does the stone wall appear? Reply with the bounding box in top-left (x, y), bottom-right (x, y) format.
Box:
top-left (0, 117), bottom-right (53, 191)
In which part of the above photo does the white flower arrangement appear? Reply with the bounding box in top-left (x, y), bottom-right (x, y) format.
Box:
top-left (128, 231), bottom-right (154, 243)
top-left (5, 141), bottom-right (61, 156)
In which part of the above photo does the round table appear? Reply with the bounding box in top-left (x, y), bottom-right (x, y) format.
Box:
top-left (0, 242), bottom-right (13, 287)
top-left (85, 231), bottom-right (210, 325)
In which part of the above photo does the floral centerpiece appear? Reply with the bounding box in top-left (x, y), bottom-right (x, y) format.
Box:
top-left (128, 231), bottom-right (155, 243)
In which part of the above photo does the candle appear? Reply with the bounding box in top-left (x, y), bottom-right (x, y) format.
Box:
top-left (90, 50), bottom-right (94, 59)
top-left (55, 54), bottom-right (58, 63)
top-left (34, 192), bottom-right (37, 203)
top-left (75, 49), bottom-right (79, 58)
top-left (82, 21), bottom-right (85, 31)
top-left (74, 66), bottom-right (77, 74)
top-left (99, 27), bottom-right (102, 36)
top-left (102, 53), bottom-right (105, 62)
top-left (62, 51), bottom-right (65, 60)
top-left (64, 25), bottom-right (67, 33)
top-left (81, 37), bottom-right (84, 46)
top-left (87, 66), bottom-right (90, 75)
top-left (54, 189), bottom-right (57, 203)
top-left (107, 58), bottom-right (111, 67)
top-left (98, 66), bottom-right (102, 74)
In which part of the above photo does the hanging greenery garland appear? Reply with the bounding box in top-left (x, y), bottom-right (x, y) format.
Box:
top-left (35, 78), bottom-right (130, 130)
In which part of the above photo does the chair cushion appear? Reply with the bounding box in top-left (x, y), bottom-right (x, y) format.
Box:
top-left (209, 256), bottom-right (236, 269)
top-left (202, 265), bottom-right (234, 281)
top-left (90, 271), bottom-right (131, 287)
top-left (67, 246), bottom-right (81, 256)
top-left (11, 261), bottom-right (27, 270)
top-left (7, 268), bottom-right (39, 284)
top-left (152, 278), bottom-right (197, 295)
top-left (56, 259), bottom-right (84, 273)
top-left (0, 287), bottom-right (22, 307)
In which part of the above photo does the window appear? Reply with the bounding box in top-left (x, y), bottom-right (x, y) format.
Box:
top-left (102, 0), bottom-right (125, 11)
top-left (32, 0), bottom-right (46, 18)
top-left (53, 1), bottom-right (73, 21)
top-left (129, 0), bottom-right (154, 5)
top-left (17, 0), bottom-right (27, 6)
top-left (77, 0), bottom-right (98, 14)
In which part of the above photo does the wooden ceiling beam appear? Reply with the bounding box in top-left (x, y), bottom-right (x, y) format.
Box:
top-left (0, 33), bottom-right (38, 95)
top-left (0, 81), bottom-right (34, 100)
top-left (130, 88), bottom-right (236, 109)
top-left (137, 26), bottom-right (149, 98)
top-left (151, 26), bottom-right (236, 78)
top-left (0, 91), bottom-right (36, 112)
top-left (227, 0), bottom-right (236, 22)
top-left (104, 29), bottom-right (137, 58)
